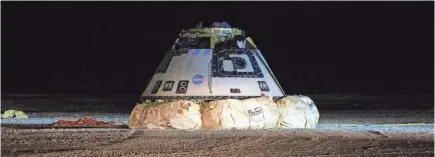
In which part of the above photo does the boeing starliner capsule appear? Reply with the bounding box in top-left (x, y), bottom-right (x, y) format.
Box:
top-left (141, 22), bottom-right (286, 101)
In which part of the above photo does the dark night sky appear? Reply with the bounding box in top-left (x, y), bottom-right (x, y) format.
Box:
top-left (2, 1), bottom-right (434, 95)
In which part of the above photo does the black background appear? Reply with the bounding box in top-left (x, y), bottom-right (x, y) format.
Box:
top-left (2, 2), bottom-right (433, 95)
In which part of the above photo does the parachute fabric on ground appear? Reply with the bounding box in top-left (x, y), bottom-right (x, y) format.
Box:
top-left (2, 110), bottom-right (17, 119)
top-left (1, 109), bottom-right (28, 119)
top-left (14, 111), bottom-right (28, 119)
top-left (127, 101), bottom-right (202, 130)
top-left (201, 97), bottom-right (280, 130)
top-left (276, 96), bottom-right (320, 129)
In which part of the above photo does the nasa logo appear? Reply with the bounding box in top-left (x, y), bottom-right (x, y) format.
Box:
top-left (192, 74), bottom-right (205, 85)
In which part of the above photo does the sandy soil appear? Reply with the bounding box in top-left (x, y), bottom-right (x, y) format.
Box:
top-left (1, 109), bottom-right (434, 157)
top-left (1, 109), bottom-right (432, 126)
top-left (1, 128), bottom-right (433, 157)
top-left (1, 94), bottom-right (433, 156)
top-left (319, 109), bottom-right (434, 124)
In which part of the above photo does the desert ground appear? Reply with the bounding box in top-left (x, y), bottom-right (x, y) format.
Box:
top-left (1, 127), bottom-right (433, 157)
top-left (1, 94), bottom-right (433, 156)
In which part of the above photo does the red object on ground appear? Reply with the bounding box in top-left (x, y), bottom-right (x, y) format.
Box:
top-left (52, 117), bottom-right (118, 127)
